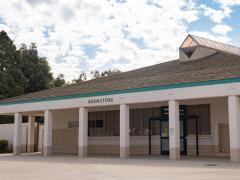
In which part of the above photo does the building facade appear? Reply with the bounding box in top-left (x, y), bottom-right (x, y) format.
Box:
top-left (0, 35), bottom-right (240, 162)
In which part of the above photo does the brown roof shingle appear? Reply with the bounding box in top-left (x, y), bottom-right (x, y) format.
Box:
top-left (1, 51), bottom-right (240, 104)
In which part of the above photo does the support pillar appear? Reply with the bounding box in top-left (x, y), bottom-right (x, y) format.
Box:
top-left (120, 104), bottom-right (130, 158)
top-left (78, 107), bottom-right (88, 157)
top-left (228, 95), bottom-right (240, 162)
top-left (27, 116), bottom-right (35, 153)
top-left (13, 112), bottom-right (22, 155)
top-left (43, 110), bottom-right (52, 156)
top-left (169, 100), bottom-right (180, 160)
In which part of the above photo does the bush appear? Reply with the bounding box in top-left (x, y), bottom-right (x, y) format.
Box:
top-left (0, 139), bottom-right (8, 153)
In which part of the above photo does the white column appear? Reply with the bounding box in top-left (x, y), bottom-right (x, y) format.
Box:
top-left (120, 104), bottom-right (130, 158)
top-left (43, 110), bottom-right (52, 156)
top-left (13, 112), bottom-right (22, 155)
top-left (27, 116), bottom-right (35, 153)
top-left (169, 100), bottom-right (180, 160)
top-left (78, 107), bottom-right (88, 157)
top-left (228, 95), bottom-right (240, 162)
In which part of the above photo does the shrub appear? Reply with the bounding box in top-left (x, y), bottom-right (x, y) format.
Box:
top-left (0, 139), bottom-right (8, 153)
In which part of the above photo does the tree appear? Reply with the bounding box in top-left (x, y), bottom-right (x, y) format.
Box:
top-left (0, 31), bottom-right (27, 100)
top-left (0, 31), bottom-right (28, 123)
top-left (72, 72), bottom-right (87, 83)
top-left (53, 74), bottom-right (66, 87)
top-left (90, 70), bottom-right (101, 79)
top-left (18, 43), bottom-right (54, 93)
top-left (0, 31), bottom-right (18, 72)
top-left (90, 69), bottom-right (121, 79)
top-left (101, 69), bottom-right (121, 77)
top-left (0, 31), bottom-right (56, 124)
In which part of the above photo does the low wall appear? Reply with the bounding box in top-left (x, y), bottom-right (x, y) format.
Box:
top-left (187, 135), bottom-right (215, 156)
top-left (52, 129), bottom-right (219, 156)
top-left (0, 123), bottom-right (28, 152)
top-left (88, 136), bottom-right (160, 155)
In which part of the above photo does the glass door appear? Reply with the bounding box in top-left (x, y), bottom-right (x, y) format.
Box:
top-left (180, 120), bottom-right (187, 155)
top-left (160, 118), bottom-right (187, 155)
top-left (160, 119), bottom-right (169, 155)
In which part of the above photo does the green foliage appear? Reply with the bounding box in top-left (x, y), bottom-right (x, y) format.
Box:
top-left (72, 72), bottom-right (87, 83)
top-left (0, 31), bottom-right (55, 123)
top-left (18, 43), bottom-right (53, 93)
top-left (0, 139), bottom-right (8, 153)
top-left (0, 31), bottom-right (18, 72)
top-left (0, 30), bottom-right (122, 96)
top-left (90, 69), bottom-right (121, 79)
top-left (53, 74), bottom-right (66, 87)
top-left (90, 70), bottom-right (101, 79)
top-left (0, 31), bottom-right (26, 99)
top-left (0, 31), bottom-right (54, 99)
top-left (101, 69), bottom-right (121, 77)
top-left (73, 69), bottom-right (121, 84)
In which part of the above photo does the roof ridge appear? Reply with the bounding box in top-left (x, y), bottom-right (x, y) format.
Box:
top-left (190, 34), bottom-right (240, 50)
top-left (73, 59), bottom-right (179, 83)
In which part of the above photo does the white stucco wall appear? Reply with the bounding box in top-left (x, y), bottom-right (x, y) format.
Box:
top-left (52, 109), bottom-right (79, 130)
top-left (0, 123), bottom-right (28, 151)
top-left (38, 124), bottom-right (44, 152)
top-left (210, 98), bottom-right (229, 149)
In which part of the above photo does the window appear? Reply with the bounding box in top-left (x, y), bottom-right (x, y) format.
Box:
top-left (96, 120), bottom-right (103, 128)
top-left (151, 108), bottom-right (161, 135)
top-left (180, 36), bottom-right (198, 58)
top-left (88, 108), bottom-right (160, 137)
top-left (130, 109), bottom-right (143, 136)
top-left (181, 46), bottom-right (197, 58)
top-left (130, 108), bottom-right (161, 136)
top-left (88, 110), bottom-right (120, 136)
top-left (187, 104), bottom-right (211, 135)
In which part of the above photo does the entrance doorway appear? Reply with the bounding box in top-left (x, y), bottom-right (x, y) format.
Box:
top-left (149, 106), bottom-right (199, 156)
top-left (149, 116), bottom-right (187, 155)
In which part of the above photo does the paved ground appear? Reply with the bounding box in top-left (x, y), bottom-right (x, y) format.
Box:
top-left (0, 154), bottom-right (240, 180)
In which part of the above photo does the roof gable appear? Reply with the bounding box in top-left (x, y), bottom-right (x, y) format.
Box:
top-left (190, 34), bottom-right (240, 56)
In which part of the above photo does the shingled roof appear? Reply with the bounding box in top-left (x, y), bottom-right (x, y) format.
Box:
top-left (1, 36), bottom-right (240, 104)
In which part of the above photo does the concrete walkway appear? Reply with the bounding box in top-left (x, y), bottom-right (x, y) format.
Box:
top-left (0, 154), bottom-right (239, 180)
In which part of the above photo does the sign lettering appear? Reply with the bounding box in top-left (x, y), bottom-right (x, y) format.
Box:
top-left (88, 97), bottom-right (113, 104)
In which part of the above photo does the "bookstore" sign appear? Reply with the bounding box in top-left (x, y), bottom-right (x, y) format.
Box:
top-left (88, 97), bottom-right (113, 104)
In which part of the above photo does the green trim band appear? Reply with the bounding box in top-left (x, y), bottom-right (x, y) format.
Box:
top-left (1, 77), bottom-right (240, 106)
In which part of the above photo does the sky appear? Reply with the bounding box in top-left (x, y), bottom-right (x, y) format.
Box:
top-left (0, 0), bottom-right (240, 81)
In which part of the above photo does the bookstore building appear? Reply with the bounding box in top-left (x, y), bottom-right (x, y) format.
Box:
top-left (1, 34), bottom-right (240, 162)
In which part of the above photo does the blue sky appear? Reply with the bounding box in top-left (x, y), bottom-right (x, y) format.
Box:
top-left (0, 0), bottom-right (240, 81)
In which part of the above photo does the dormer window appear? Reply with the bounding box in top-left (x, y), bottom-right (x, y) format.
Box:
top-left (181, 46), bottom-right (197, 58)
top-left (180, 36), bottom-right (197, 58)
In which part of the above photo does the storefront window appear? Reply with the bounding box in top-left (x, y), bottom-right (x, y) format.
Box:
top-left (87, 105), bottom-right (211, 137)
top-left (88, 110), bottom-right (120, 136)
top-left (88, 108), bottom-right (161, 137)
top-left (187, 104), bottom-right (211, 135)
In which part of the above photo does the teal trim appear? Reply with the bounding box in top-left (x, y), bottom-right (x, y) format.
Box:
top-left (1, 77), bottom-right (240, 106)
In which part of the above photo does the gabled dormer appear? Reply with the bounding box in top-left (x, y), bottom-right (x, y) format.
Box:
top-left (179, 35), bottom-right (217, 62)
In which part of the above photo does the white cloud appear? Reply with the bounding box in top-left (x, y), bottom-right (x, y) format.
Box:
top-left (215, 0), bottom-right (240, 7)
top-left (189, 31), bottom-right (231, 44)
top-left (201, 0), bottom-right (240, 24)
top-left (200, 4), bottom-right (231, 23)
top-left (0, 0), bottom-right (200, 81)
top-left (212, 24), bottom-right (232, 35)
